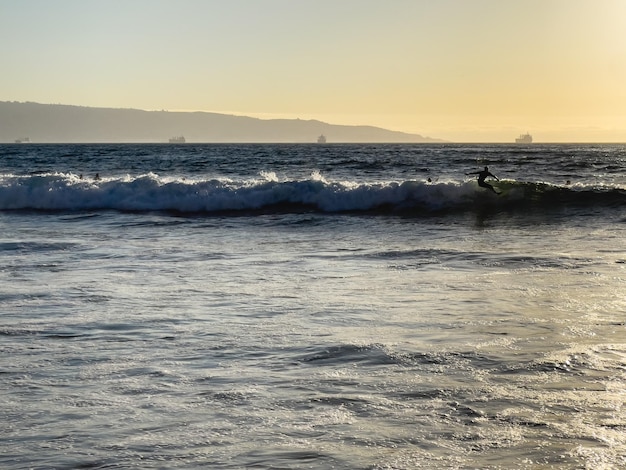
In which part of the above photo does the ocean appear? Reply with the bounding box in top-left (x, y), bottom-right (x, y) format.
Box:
top-left (1, 143), bottom-right (625, 469)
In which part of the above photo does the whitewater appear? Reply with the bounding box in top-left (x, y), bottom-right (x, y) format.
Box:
top-left (1, 143), bottom-right (625, 469)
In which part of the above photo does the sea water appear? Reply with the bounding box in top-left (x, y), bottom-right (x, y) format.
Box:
top-left (1, 143), bottom-right (625, 469)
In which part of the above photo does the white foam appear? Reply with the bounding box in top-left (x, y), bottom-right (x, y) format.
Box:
top-left (0, 172), bottom-right (482, 213)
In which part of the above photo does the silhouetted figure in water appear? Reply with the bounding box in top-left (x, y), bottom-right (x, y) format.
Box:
top-left (94, 173), bottom-right (101, 181)
top-left (467, 166), bottom-right (500, 194)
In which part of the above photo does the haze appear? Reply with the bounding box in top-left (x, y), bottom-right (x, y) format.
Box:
top-left (2, 0), bottom-right (626, 142)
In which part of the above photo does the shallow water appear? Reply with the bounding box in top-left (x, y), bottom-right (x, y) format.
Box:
top-left (1, 144), bottom-right (625, 468)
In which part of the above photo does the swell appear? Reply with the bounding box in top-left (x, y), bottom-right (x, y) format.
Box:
top-left (0, 173), bottom-right (623, 215)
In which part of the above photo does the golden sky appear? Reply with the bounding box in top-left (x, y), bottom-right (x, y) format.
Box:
top-left (2, 0), bottom-right (626, 142)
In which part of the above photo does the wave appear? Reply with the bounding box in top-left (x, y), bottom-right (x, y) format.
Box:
top-left (0, 172), bottom-right (624, 215)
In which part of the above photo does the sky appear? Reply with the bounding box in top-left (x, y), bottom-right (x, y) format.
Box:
top-left (2, 0), bottom-right (626, 142)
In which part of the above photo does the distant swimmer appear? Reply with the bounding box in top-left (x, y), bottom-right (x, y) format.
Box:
top-left (94, 173), bottom-right (101, 181)
top-left (466, 166), bottom-right (500, 194)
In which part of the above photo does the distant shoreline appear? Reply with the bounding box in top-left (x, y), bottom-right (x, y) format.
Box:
top-left (0, 101), bottom-right (443, 144)
top-left (4, 141), bottom-right (626, 146)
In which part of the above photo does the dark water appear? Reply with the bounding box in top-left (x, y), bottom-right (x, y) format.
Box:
top-left (1, 143), bottom-right (625, 468)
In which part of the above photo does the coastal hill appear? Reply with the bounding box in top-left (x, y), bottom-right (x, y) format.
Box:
top-left (0, 101), bottom-right (442, 144)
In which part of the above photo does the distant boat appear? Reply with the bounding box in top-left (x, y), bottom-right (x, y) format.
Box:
top-left (317, 134), bottom-right (326, 144)
top-left (515, 133), bottom-right (532, 144)
top-left (15, 137), bottom-right (30, 143)
top-left (169, 136), bottom-right (186, 144)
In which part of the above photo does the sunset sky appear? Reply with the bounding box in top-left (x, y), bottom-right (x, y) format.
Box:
top-left (2, 0), bottom-right (626, 142)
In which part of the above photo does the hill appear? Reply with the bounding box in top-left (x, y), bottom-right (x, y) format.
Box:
top-left (0, 101), bottom-right (442, 143)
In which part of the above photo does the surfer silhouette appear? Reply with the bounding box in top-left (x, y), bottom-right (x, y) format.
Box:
top-left (467, 166), bottom-right (500, 194)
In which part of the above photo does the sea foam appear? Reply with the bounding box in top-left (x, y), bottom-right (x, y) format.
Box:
top-left (0, 172), bottom-right (622, 214)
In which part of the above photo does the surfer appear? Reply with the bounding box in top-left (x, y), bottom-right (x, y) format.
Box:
top-left (466, 166), bottom-right (500, 194)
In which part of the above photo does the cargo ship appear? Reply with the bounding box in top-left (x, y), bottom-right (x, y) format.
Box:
top-left (515, 133), bottom-right (532, 144)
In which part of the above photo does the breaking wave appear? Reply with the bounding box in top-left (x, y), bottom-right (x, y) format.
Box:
top-left (0, 172), bottom-right (624, 215)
